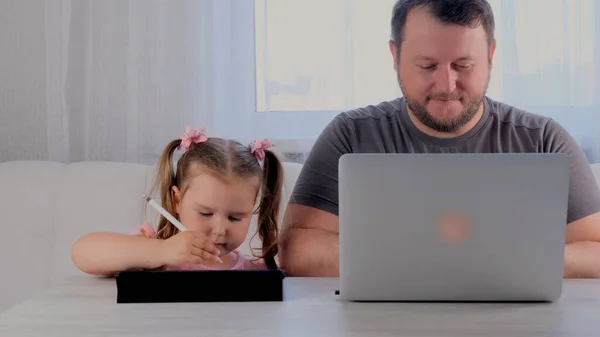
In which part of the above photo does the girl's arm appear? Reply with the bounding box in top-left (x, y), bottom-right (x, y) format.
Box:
top-left (71, 232), bottom-right (165, 276)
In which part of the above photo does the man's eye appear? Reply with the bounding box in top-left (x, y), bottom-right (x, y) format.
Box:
top-left (420, 65), bottom-right (436, 70)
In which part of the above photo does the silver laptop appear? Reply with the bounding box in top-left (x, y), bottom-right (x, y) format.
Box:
top-left (338, 153), bottom-right (569, 302)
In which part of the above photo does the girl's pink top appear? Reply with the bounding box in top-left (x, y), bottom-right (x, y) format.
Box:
top-left (134, 224), bottom-right (268, 271)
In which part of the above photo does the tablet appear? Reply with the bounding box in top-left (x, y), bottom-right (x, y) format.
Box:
top-left (116, 269), bottom-right (286, 303)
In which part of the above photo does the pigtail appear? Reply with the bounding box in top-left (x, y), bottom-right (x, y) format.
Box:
top-left (153, 139), bottom-right (182, 240)
top-left (257, 149), bottom-right (284, 270)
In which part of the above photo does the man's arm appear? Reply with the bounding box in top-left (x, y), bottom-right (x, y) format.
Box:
top-left (279, 114), bottom-right (353, 277)
top-left (564, 212), bottom-right (600, 278)
top-left (543, 119), bottom-right (600, 278)
top-left (279, 204), bottom-right (340, 277)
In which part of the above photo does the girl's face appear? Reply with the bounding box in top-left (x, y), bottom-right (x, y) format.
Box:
top-left (172, 171), bottom-right (260, 259)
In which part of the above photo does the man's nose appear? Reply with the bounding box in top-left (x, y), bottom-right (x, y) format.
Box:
top-left (434, 65), bottom-right (457, 94)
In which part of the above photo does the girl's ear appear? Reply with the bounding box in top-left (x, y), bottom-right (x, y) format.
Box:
top-left (171, 186), bottom-right (182, 214)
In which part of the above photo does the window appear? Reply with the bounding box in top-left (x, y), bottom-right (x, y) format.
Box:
top-left (212, 0), bottom-right (600, 163)
top-left (211, 0), bottom-right (404, 141)
top-left (254, 0), bottom-right (399, 113)
top-left (213, 0), bottom-right (400, 141)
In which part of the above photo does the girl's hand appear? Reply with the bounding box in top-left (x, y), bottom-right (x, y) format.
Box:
top-left (158, 231), bottom-right (222, 265)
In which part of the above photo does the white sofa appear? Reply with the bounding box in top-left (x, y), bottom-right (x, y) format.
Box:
top-left (0, 160), bottom-right (303, 313)
top-left (1, 160), bottom-right (599, 313)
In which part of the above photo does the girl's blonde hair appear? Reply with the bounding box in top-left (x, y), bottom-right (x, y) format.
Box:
top-left (149, 135), bottom-right (283, 270)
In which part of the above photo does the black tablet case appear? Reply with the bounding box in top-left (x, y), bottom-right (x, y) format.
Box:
top-left (116, 269), bottom-right (286, 303)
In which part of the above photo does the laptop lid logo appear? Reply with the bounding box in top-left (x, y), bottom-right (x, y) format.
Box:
top-left (437, 211), bottom-right (471, 243)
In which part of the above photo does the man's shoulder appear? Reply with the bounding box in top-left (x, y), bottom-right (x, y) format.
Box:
top-left (335, 98), bottom-right (403, 123)
top-left (486, 97), bottom-right (553, 131)
top-left (320, 98), bottom-right (403, 140)
top-left (485, 97), bottom-right (576, 152)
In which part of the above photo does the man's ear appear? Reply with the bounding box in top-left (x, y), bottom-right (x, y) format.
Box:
top-left (489, 39), bottom-right (497, 65)
top-left (171, 186), bottom-right (181, 214)
top-left (389, 40), bottom-right (399, 72)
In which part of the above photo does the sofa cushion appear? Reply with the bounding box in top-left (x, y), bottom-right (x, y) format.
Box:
top-left (591, 163), bottom-right (600, 187)
top-left (241, 161), bottom-right (302, 256)
top-left (50, 162), bottom-right (154, 285)
top-left (0, 161), bottom-right (64, 312)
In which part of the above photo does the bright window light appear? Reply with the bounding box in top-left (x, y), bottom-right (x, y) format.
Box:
top-left (254, 0), bottom-right (399, 113)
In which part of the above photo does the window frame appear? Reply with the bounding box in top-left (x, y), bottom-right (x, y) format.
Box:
top-left (211, 0), bottom-right (340, 142)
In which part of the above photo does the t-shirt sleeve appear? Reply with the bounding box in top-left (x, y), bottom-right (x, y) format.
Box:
top-left (132, 223), bottom-right (158, 238)
top-left (543, 119), bottom-right (600, 223)
top-left (239, 255), bottom-right (269, 270)
top-left (289, 114), bottom-right (353, 216)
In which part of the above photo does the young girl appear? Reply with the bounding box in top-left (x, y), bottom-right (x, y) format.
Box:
top-left (71, 126), bottom-right (284, 275)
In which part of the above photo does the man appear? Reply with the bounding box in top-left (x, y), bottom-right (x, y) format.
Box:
top-left (279, 0), bottom-right (600, 278)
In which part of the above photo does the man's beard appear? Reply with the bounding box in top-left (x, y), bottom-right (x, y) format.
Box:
top-left (398, 73), bottom-right (489, 133)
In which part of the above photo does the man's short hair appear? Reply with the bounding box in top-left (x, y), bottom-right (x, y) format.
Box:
top-left (390, 0), bottom-right (496, 49)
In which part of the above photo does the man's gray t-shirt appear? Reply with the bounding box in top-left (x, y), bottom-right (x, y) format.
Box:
top-left (290, 96), bottom-right (600, 224)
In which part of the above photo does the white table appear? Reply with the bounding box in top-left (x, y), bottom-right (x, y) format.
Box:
top-left (1, 276), bottom-right (600, 336)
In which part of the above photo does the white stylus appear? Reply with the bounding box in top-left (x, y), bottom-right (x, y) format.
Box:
top-left (143, 195), bottom-right (188, 232)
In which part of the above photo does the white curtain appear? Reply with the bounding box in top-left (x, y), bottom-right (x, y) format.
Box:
top-left (255, 0), bottom-right (600, 163)
top-left (44, 0), bottom-right (213, 164)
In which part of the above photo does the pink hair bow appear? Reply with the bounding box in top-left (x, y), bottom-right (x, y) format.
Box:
top-left (178, 126), bottom-right (208, 150)
top-left (250, 139), bottom-right (273, 161)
